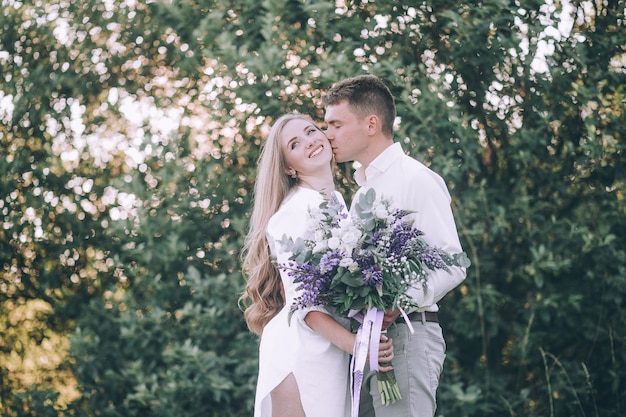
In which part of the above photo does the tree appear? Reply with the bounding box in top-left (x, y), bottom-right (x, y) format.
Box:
top-left (1, 0), bottom-right (624, 416)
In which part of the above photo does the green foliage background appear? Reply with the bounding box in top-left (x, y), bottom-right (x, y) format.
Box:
top-left (1, 0), bottom-right (624, 416)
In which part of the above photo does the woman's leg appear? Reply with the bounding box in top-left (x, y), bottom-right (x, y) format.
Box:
top-left (271, 373), bottom-right (305, 417)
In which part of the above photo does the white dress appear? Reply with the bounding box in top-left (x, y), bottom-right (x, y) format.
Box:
top-left (253, 187), bottom-right (351, 417)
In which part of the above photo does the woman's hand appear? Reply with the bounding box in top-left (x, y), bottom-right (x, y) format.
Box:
top-left (377, 333), bottom-right (394, 372)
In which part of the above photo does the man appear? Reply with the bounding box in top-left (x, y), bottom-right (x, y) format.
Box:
top-left (322, 74), bottom-right (468, 417)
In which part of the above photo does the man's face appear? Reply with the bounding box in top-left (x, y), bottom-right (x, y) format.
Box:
top-left (324, 100), bottom-right (369, 164)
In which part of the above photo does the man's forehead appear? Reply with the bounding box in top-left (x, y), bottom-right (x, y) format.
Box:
top-left (324, 102), bottom-right (351, 121)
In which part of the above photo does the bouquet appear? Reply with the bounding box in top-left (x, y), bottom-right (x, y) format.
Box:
top-left (278, 188), bottom-right (470, 410)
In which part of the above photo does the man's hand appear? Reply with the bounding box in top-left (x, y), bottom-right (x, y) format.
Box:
top-left (382, 308), bottom-right (401, 330)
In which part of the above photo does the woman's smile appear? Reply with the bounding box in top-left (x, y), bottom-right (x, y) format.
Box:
top-left (309, 144), bottom-right (324, 158)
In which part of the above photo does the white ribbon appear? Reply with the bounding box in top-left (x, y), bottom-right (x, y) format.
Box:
top-left (349, 307), bottom-right (384, 417)
top-left (397, 306), bottom-right (415, 334)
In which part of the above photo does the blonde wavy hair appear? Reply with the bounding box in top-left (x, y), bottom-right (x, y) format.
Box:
top-left (240, 113), bottom-right (311, 335)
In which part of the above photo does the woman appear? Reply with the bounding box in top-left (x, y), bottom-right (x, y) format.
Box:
top-left (240, 113), bottom-right (393, 417)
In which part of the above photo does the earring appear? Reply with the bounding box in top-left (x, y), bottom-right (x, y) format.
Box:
top-left (290, 171), bottom-right (297, 179)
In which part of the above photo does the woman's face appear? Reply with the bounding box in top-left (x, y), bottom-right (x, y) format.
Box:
top-left (280, 118), bottom-right (333, 177)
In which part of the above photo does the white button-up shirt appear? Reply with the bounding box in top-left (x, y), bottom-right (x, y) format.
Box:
top-left (351, 142), bottom-right (467, 311)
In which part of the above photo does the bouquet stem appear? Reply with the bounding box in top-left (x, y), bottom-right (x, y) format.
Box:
top-left (378, 330), bottom-right (401, 406)
top-left (377, 365), bottom-right (402, 405)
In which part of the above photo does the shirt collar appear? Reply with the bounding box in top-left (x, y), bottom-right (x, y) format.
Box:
top-left (354, 142), bottom-right (403, 186)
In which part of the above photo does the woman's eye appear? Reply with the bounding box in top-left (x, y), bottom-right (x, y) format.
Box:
top-left (291, 141), bottom-right (299, 149)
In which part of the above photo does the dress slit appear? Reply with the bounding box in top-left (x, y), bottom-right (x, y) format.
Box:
top-left (270, 372), bottom-right (305, 417)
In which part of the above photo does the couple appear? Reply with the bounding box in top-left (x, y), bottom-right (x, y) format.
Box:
top-left (241, 75), bottom-right (468, 417)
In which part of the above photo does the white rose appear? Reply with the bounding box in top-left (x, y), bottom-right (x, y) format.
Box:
top-left (337, 216), bottom-right (355, 229)
top-left (375, 208), bottom-right (394, 223)
top-left (341, 229), bottom-right (362, 246)
top-left (340, 257), bottom-right (355, 268)
top-left (327, 236), bottom-right (341, 250)
top-left (347, 262), bottom-right (360, 273)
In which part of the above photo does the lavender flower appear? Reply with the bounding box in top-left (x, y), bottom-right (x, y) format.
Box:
top-left (320, 249), bottom-right (343, 274)
top-left (282, 261), bottom-right (331, 311)
top-left (389, 222), bottom-right (422, 254)
top-left (362, 265), bottom-right (383, 287)
top-left (353, 250), bottom-right (376, 270)
top-left (419, 247), bottom-right (449, 270)
top-left (370, 229), bottom-right (386, 246)
top-left (329, 209), bottom-right (348, 228)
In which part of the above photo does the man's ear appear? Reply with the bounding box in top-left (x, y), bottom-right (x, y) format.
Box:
top-left (367, 115), bottom-right (380, 135)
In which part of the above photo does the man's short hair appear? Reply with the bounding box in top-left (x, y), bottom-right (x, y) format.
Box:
top-left (322, 74), bottom-right (396, 137)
